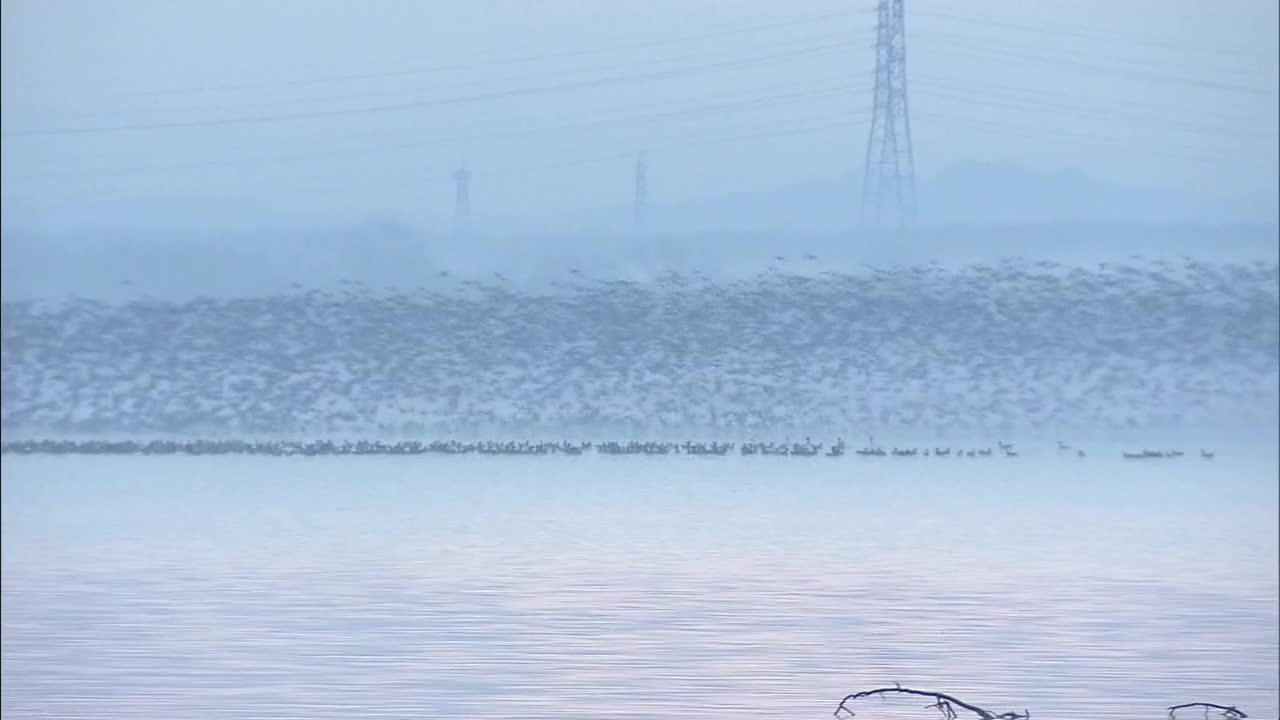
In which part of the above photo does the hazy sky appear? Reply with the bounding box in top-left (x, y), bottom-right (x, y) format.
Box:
top-left (2, 0), bottom-right (1277, 231)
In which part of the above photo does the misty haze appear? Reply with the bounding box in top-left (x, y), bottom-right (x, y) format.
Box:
top-left (2, 1), bottom-right (1277, 719)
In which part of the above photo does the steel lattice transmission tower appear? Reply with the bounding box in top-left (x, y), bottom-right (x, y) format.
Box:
top-left (860, 0), bottom-right (916, 228)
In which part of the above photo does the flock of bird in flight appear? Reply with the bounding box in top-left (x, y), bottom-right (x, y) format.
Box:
top-left (2, 257), bottom-right (1275, 441)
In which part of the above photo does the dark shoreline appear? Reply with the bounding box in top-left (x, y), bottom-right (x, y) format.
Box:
top-left (0, 438), bottom-right (1206, 459)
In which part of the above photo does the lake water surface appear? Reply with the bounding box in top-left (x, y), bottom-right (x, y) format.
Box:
top-left (3, 452), bottom-right (1277, 719)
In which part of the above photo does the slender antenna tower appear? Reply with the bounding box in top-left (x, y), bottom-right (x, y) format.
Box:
top-left (452, 167), bottom-right (471, 235)
top-left (860, 0), bottom-right (916, 228)
top-left (633, 152), bottom-right (648, 232)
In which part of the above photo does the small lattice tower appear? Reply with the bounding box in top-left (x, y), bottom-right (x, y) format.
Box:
top-left (452, 167), bottom-right (471, 235)
top-left (633, 152), bottom-right (649, 233)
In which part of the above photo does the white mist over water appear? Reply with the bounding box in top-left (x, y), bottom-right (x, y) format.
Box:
top-left (3, 452), bottom-right (1277, 719)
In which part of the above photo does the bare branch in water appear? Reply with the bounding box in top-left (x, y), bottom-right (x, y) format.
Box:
top-left (835, 686), bottom-right (1029, 720)
top-left (1168, 703), bottom-right (1248, 719)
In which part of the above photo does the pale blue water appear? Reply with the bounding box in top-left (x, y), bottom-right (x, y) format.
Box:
top-left (3, 452), bottom-right (1277, 719)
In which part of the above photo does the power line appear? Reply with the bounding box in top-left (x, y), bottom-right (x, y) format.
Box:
top-left (7, 66), bottom-right (863, 167)
top-left (320, 113), bottom-right (871, 196)
top-left (912, 77), bottom-right (1274, 143)
top-left (913, 4), bottom-right (1261, 63)
top-left (2, 39), bottom-right (870, 138)
top-left (1, 113), bottom-right (873, 206)
top-left (8, 26), bottom-right (862, 125)
top-left (917, 33), bottom-right (1276, 98)
top-left (911, 108), bottom-right (1256, 166)
top-left (7, 83), bottom-right (868, 181)
top-left (11, 6), bottom-right (877, 102)
top-left (911, 71), bottom-right (1273, 134)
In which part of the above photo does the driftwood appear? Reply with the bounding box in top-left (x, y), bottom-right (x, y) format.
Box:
top-left (1168, 703), bottom-right (1248, 719)
top-left (835, 685), bottom-right (1029, 720)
